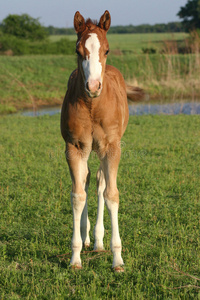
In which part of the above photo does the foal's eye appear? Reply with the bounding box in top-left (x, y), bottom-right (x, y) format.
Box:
top-left (105, 49), bottom-right (110, 56)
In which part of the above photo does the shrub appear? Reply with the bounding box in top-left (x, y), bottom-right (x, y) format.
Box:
top-left (28, 38), bottom-right (75, 55)
top-left (2, 14), bottom-right (48, 41)
top-left (142, 47), bottom-right (157, 54)
top-left (0, 35), bottom-right (75, 55)
top-left (54, 38), bottom-right (75, 54)
top-left (0, 35), bottom-right (29, 55)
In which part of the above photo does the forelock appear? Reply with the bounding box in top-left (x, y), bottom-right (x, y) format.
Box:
top-left (85, 18), bottom-right (98, 30)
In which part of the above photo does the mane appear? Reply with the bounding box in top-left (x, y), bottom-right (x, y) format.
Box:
top-left (85, 18), bottom-right (99, 30)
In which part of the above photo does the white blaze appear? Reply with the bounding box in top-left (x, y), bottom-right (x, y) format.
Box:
top-left (82, 33), bottom-right (102, 84)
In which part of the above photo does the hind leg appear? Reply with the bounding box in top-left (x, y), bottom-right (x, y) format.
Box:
top-left (94, 166), bottom-right (106, 250)
top-left (102, 143), bottom-right (124, 270)
top-left (81, 168), bottom-right (91, 248)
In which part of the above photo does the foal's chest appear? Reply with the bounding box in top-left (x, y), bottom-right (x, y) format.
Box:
top-left (91, 114), bottom-right (120, 158)
top-left (68, 99), bottom-right (121, 157)
top-left (71, 115), bottom-right (118, 157)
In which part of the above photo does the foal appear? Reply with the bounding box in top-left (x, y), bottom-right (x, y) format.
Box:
top-left (61, 10), bottom-right (130, 272)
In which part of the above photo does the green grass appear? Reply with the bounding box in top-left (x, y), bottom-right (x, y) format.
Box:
top-left (0, 55), bottom-right (77, 110)
top-left (0, 114), bottom-right (200, 299)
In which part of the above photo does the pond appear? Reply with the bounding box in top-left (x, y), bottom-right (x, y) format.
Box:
top-left (20, 101), bottom-right (200, 117)
top-left (128, 101), bottom-right (200, 115)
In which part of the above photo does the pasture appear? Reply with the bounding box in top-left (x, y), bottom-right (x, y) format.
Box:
top-left (49, 32), bottom-right (188, 54)
top-left (1, 32), bottom-right (200, 115)
top-left (0, 114), bottom-right (200, 299)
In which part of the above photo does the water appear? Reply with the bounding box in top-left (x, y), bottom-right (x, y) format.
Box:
top-left (20, 102), bottom-right (200, 117)
top-left (128, 102), bottom-right (200, 116)
top-left (22, 106), bottom-right (61, 117)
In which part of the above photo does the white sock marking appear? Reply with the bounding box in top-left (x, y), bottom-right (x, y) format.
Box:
top-left (105, 199), bottom-right (124, 268)
top-left (70, 192), bottom-right (86, 266)
top-left (94, 169), bottom-right (105, 250)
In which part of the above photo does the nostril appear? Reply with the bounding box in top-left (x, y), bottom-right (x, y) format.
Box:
top-left (86, 80), bottom-right (101, 94)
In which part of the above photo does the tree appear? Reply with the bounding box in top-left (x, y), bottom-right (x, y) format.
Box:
top-left (177, 0), bottom-right (200, 31)
top-left (2, 14), bottom-right (48, 40)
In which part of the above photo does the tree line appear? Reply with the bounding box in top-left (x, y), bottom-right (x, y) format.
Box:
top-left (46, 22), bottom-right (185, 35)
top-left (0, 18), bottom-right (184, 37)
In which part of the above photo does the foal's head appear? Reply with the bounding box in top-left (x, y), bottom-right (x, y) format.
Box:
top-left (74, 11), bottom-right (111, 98)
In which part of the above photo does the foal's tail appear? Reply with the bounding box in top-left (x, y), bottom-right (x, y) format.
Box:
top-left (126, 84), bottom-right (149, 102)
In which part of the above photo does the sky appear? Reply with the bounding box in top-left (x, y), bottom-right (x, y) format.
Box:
top-left (0, 0), bottom-right (188, 28)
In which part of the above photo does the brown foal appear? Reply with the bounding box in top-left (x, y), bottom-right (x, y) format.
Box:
top-left (61, 10), bottom-right (131, 272)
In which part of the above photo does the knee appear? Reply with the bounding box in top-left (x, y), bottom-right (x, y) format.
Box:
top-left (104, 187), bottom-right (119, 204)
top-left (71, 191), bottom-right (86, 212)
top-left (105, 197), bottom-right (119, 216)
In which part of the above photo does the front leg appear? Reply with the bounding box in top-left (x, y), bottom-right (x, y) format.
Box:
top-left (66, 143), bottom-right (90, 268)
top-left (71, 192), bottom-right (86, 267)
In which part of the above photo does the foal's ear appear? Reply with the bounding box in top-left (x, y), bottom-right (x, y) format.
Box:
top-left (99, 10), bottom-right (111, 32)
top-left (74, 11), bottom-right (86, 33)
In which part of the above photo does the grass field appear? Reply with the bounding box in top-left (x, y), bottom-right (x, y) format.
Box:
top-left (0, 114), bottom-right (200, 299)
top-left (0, 55), bottom-right (76, 114)
top-left (1, 52), bottom-right (200, 115)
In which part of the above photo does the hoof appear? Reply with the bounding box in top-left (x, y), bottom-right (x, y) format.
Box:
top-left (71, 264), bottom-right (82, 270)
top-left (83, 243), bottom-right (90, 249)
top-left (93, 245), bottom-right (104, 251)
top-left (113, 266), bottom-right (124, 273)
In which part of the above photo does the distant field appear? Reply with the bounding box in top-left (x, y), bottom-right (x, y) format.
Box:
top-left (49, 32), bottom-right (188, 53)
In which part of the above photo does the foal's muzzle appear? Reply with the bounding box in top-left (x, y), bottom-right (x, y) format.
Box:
top-left (86, 79), bottom-right (102, 98)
